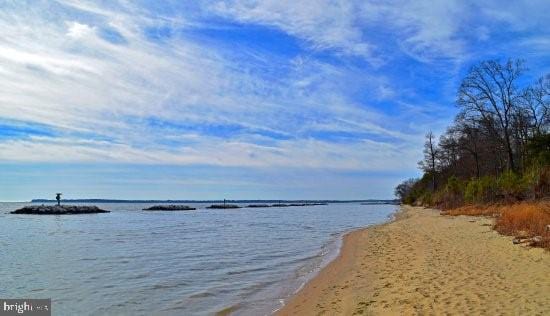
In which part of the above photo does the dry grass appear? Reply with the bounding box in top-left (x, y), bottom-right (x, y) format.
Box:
top-left (494, 202), bottom-right (550, 249)
top-left (443, 201), bottom-right (550, 249)
top-left (442, 204), bottom-right (501, 217)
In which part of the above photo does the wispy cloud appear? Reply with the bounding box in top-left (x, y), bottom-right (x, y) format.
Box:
top-left (0, 0), bottom-right (548, 199)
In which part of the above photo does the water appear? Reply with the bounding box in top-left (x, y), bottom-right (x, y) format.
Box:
top-left (0, 202), bottom-right (396, 315)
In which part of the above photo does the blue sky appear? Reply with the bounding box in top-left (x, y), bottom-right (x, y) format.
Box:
top-left (0, 1), bottom-right (549, 201)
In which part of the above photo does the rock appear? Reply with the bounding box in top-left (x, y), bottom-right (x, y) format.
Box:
top-left (143, 205), bottom-right (196, 211)
top-left (531, 236), bottom-right (543, 244)
top-left (513, 237), bottom-right (531, 245)
top-left (11, 205), bottom-right (109, 215)
top-left (546, 224), bottom-right (550, 232)
top-left (206, 204), bottom-right (240, 209)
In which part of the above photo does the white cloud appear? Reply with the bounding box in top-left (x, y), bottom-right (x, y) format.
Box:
top-left (1, 0), bottom-right (546, 177)
top-left (212, 0), bottom-right (381, 64)
top-left (0, 135), bottom-right (419, 172)
top-left (0, 0), bottom-right (425, 173)
top-left (211, 0), bottom-right (471, 64)
top-left (66, 21), bottom-right (95, 38)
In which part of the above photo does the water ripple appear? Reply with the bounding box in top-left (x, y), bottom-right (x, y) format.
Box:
top-left (0, 202), bottom-right (396, 315)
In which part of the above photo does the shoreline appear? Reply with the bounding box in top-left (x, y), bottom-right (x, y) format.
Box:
top-left (277, 205), bottom-right (550, 315)
top-left (273, 207), bottom-right (402, 314)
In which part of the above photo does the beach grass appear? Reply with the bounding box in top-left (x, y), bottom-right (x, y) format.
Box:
top-left (443, 201), bottom-right (550, 249)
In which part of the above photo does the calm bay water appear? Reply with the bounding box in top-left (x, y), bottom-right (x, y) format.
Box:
top-left (0, 202), bottom-right (396, 315)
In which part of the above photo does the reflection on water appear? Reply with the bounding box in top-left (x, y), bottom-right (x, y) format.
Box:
top-left (0, 202), bottom-right (396, 315)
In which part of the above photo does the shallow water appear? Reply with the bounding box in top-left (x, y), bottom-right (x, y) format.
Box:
top-left (0, 202), bottom-right (396, 315)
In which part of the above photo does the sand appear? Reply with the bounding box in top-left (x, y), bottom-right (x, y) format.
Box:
top-left (278, 206), bottom-right (550, 315)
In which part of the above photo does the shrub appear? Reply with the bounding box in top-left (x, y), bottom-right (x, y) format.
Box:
top-left (419, 191), bottom-right (433, 206)
top-left (520, 165), bottom-right (550, 199)
top-left (464, 176), bottom-right (497, 203)
top-left (431, 176), bottom-right (466, 209)
top-left (497, 171), bottom-right (527, 200)
top-left (524, 165), bottom-right (550, 199)
top-left (464, 179), bottom-right (479, 203)
top-left (445, 176), bottom-right (464, 195)
top-left (526, 133), bottom-right (550, 166)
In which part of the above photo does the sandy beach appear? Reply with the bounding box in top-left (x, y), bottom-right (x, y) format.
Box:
top-left (278, 206), bottom-right (550, 315)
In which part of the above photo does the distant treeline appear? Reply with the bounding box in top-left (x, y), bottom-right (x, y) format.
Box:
top-left (396, 59), bottom-right (550, 208)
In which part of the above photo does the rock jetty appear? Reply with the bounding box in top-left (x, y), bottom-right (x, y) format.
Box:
top-left (11, 205), bottom-right (109, 215)
top-left (206, 204), bottom-right (241, 209)
top-left (143, 205), bottom-right (196, 211)
top-left (246, 203), bottom-right (328, 208)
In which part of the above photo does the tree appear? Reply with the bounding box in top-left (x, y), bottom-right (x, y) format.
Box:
top-left (454, 113), bottom-right (484, 178)
top-left (458, 59), bottom-right (525, 171)
top-left (394, 178), bottom-right (418, 201)
top-left (520, 75), bottom-right (550, 136)
top-left (398, 58), bottom-right (550, 206)
top-left (418, 131), bottom-right (438, 191)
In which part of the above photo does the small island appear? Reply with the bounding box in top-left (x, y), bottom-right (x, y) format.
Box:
top-left (11, 205), bottom-right (109, 215)
top-left (143, 205), bottom-right (196, 211)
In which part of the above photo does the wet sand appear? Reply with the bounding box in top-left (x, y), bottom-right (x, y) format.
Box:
top-left (278, 205), bottom-right (550, 315)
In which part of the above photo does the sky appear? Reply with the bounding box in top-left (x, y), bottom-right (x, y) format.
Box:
top-left (1, 1), bottom-right (549, 201)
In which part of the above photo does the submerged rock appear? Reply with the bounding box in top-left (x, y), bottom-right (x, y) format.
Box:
top-left (11, 205), bottom-right (109, 215)
top-left (143, 205), bottom-right (196, 211)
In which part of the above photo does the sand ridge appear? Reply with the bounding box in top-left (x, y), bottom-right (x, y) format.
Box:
top-left (277, 206), bottom-right (549, 315)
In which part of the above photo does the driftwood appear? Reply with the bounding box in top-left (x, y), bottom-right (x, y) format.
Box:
top-left (513, 235), bottom-right (544, 245)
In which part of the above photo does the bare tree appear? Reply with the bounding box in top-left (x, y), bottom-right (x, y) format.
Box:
top-left (458, 59), bottom-right (525, 171)
top-left (452, 114), bottom-right (483, 178)
top-left (521, 76), bottom-right (550, 136)
top-left (418, 131), bottom-right (438, 191)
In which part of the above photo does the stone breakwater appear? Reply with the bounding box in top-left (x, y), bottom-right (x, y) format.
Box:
top-left (143, 205), bottom-right (196, 211)
top-left (206, 204), bottom-right (241, 209)
top-left (11, 205), bottom-right (109, 214)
